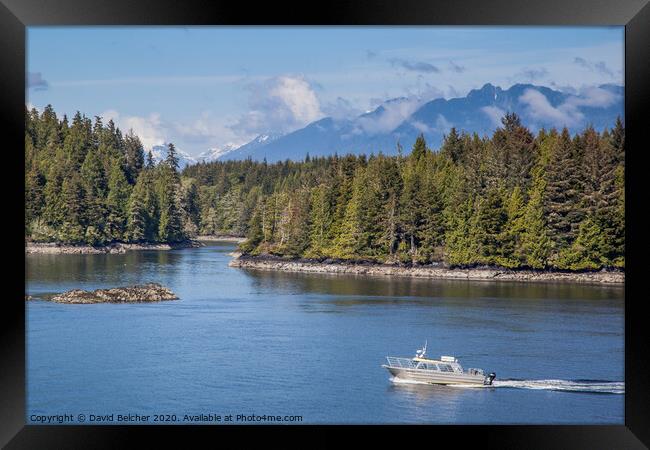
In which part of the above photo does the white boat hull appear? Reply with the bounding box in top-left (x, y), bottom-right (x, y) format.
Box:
top-left (383, 365), bottom-right (492, 386)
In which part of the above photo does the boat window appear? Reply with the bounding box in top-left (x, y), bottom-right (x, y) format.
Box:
top-left (439, 364), bottom-right (453, 372)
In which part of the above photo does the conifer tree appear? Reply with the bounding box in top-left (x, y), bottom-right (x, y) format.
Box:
top-left (544, 128), bottom-right (585, 261)
top-left (307, 184), bottom-right (335, 257)
top-left (126, 172), bottom-right (149, 242)
top-left (105, 157), bottom-right (131, 241)
top-left (59, 174), bottom-right (85, 243)
top-left (124, 130), bottom-right (145, 184)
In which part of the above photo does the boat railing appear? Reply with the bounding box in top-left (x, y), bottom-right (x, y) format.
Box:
top-left (385, 356), bottom-right (418, 369)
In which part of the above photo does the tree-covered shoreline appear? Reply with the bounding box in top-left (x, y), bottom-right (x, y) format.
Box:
top-left (25, 106), bottom-right (624, 271)
top-left (26, 106), bottom-right (193, 246)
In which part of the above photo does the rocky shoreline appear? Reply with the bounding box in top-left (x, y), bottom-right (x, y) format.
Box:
top-left (30, 283), bottom-right (179, 304)
top-left (195, 235), bottom-right (246, 243)
top-left (25, 240), bottom-right (203, 255)
top-left (229, 254), bottom-right (624, 285)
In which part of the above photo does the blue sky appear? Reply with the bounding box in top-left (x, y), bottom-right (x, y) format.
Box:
top-left (27, 26), bottom-right (624, 156)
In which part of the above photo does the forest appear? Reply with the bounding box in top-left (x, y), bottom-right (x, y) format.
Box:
top-left (25, 105), bottom-right (625, 270)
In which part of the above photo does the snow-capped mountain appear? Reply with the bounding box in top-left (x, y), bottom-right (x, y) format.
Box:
top-left (195, 143), bottom-right (240, 163)
top-left (214, 83), bottom-right (624, 163)
top-left (149, 144), bottom-right (198, 169)
top-left (219, 133), bottom-right (284, 161)
top-left (151, 83), bottom-right (623, 168)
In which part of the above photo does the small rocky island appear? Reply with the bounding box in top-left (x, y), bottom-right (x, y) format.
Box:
top-left (38, 283), bottom-right (179, 304)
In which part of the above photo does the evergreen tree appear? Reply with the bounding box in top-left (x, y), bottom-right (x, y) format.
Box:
top-left (105, 157), bottom-right (131, 241)
top-left (59, 174), bottom-right (85, 243)
top-left (24, 105), bottom-right (624, 270)
top-left (123, 130), bottom-right (145, 184)
top-left (333, 166), bottom-right (368, 259)
top-left (126, 172), bottom-right (149, 242)
top-left (544, 128), bottom-right (585, 262)
top-left (440, 128), bottom-right (464, 164)
top-left (473, 186), bottom-right (508, 264)
top-left (307, 184), bottom-right (335, 257)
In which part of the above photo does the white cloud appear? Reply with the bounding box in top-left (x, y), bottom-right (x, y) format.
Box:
top-left (101, 110), bottom-right (167, 150)
top-left (100, 109), bottom-right (247, 155)
top-left (481, 105), bottom-right (506, 127)
top-left (565, 85), bottom-right (619, 108)
top-left (269, 76), bottom-right (322, 124)
top-left (518, 86), bottom-right (620, 128)
top-left (434, 114), bottom-right (452, 132)
top-left (173, 111), bottom-right (244, 147)
top-left (410, 121), bottom-right (431, 133)
top-left (232, 75), bottom-right (324, 136)
top-left (518, 89), bottom-right (582, 127)
top-left (355, 97), bottom-right (425, 135)
top-left (322, 97), bottom-right (363, 120)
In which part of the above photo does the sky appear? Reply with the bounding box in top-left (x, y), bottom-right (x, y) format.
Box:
top-left (27, 26), bottom-right (624, 156)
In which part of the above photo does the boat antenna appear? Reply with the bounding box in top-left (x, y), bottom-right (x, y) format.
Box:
top-left (415, 340), bottom-right (427, 358)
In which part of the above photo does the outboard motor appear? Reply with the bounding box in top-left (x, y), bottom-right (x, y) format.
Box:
top-left (484, 373), bottom-right (496, 385)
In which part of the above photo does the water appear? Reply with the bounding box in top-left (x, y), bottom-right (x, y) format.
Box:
top-left (26, 242), bottom-right (624, 424)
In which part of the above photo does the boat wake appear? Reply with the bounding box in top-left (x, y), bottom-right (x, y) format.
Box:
top-left (390, 377), bottom-right (624, 394)
top-left (492, 379), bottom-right (624, 394)
top-left (389, 377), bottom-right (487, 388)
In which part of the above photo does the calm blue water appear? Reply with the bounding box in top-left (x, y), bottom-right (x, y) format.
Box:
top-left (26, 242), bottom-right (624, 424)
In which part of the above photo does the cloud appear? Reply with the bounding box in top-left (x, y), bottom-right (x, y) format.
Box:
top-left (517, 67), bottom-right (549, 81)
top-left (101, 108), bottom-right (248, 153)
top-left (27, 72), bottom-right (48, 90)
top-left (322, 97), bottom-right (363, 120)
top-left (355, 97), bottom-right (425, 135)
top-left (410, 121), bottom-right (431, 133)
top-left (101, 110), bottom-right (167, 150)
top-left (561, 85), bottom-right (620, 111)
top-left (434, 114), bottom-right (452, 132)
top-left (448, 61), bottom-right (466, 73)
top-left (518, 89), bottom-right (581, 127)
top-left (172, 111), bottom-right (243, 147)
top-left (518, 86), bottom-right (619, 128)
top-left (232, 75), bottom-right (324, 136)
top-left (481, 105), bottom-right (506, 127)
top-left (354, 82), bottom-right (448, 136)
top-left (573, 57), bottom-right (614, 77)
top-left (390, 58), bottom-right (440, 73)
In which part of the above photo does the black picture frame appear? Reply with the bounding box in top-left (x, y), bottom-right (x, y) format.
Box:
top-left (3, 0), bottom-right (649, 447)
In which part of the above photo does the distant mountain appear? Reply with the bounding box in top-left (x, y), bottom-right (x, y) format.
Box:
top-left (150, 144), bottom-right (197, 169)
top-left (219, 133), bottom-right (283, 161)
top-left (214, 83), bottom-right (624, 163)
top-left (196, 143), bottom-right (239, 163)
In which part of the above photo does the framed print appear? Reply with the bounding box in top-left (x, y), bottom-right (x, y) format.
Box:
top-left (2, 0), bottom-right (649, 447)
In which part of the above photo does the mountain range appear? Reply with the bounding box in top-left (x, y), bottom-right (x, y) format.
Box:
top-left (160, 83), bottom-right (624, 167)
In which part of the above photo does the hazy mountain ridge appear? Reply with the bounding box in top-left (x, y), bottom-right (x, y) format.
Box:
top-left (214, 83), bottom-right (623, 163)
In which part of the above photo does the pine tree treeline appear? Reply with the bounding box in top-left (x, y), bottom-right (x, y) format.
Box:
top-left (26, 106), bottom-right (187, 245)
top-left (26, 106), bottom-right (625, 270)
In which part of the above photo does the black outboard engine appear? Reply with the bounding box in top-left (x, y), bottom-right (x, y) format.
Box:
top-left (484, 373), bottom-right (496, 385)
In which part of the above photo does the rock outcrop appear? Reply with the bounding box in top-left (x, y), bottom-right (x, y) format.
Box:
top-left (46, 283), bottom-right (179, 304)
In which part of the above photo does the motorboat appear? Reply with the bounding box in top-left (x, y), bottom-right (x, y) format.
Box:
top-left (382, 341), bottom-right (496, 386)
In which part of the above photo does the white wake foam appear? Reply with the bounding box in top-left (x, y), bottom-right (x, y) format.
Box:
top-left (492, 379), bottom-right (624, 394)
top-left (389, 377), bottom-right (624, 394)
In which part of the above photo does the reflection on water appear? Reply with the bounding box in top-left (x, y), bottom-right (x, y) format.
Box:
top-left (242, 269), bottom-right (622, 301)
top-left (26, 243), bottom-right (624, 424)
